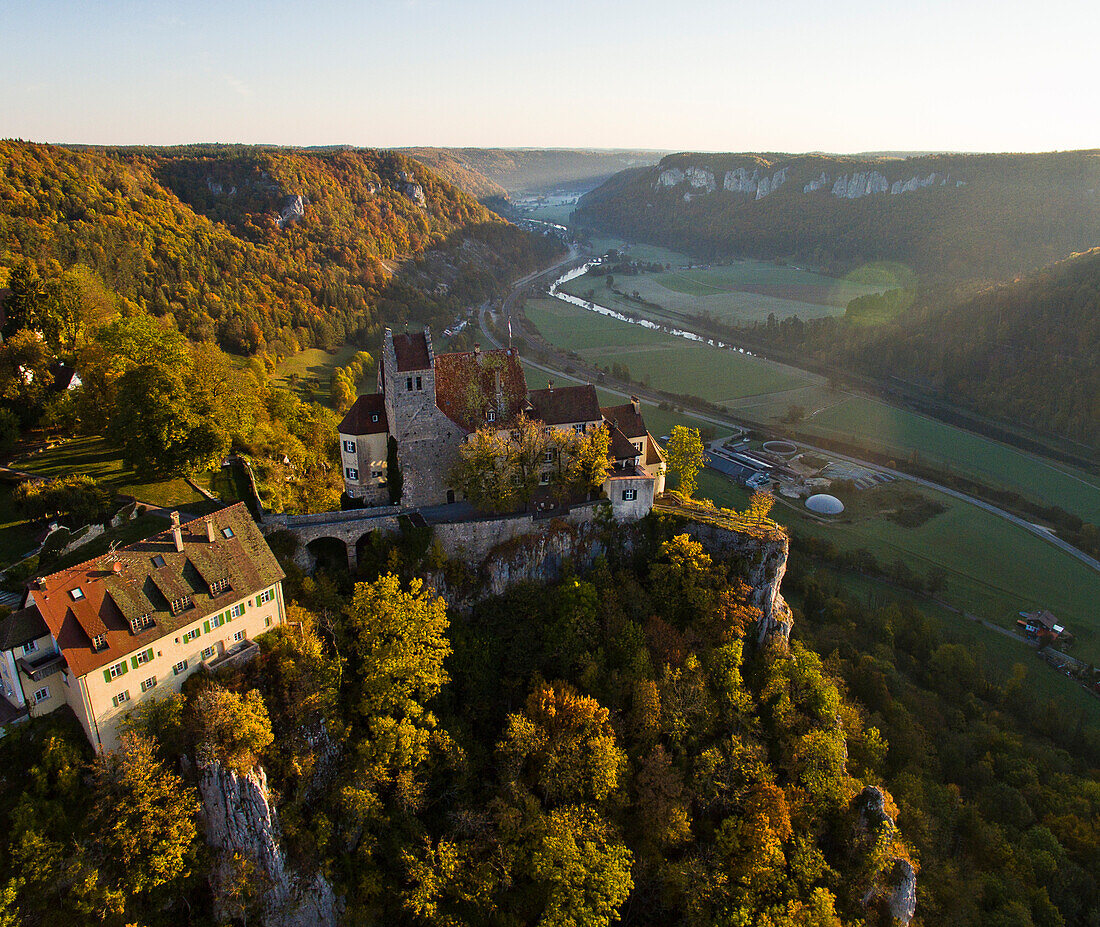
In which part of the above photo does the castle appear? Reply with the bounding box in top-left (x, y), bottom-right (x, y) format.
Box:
top-left (338, 326), bottom-right (665, 518)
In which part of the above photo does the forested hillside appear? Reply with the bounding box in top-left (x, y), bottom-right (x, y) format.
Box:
top-left (574, 150), bottom-right (1100, 285)
top-left (0, 142), bottom-right (559, 354)
top-left (403, 148), bottom-right (668, 195)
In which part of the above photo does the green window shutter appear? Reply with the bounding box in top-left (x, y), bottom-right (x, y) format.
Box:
top-left (145, 647), bottom-right (154, 662)
top-left (224, 610), bottom-right (231, 623)
top-left (103, 668), bottom-right (112, 683)
top-left (120, 661), bottom-right (128, 676)
top-left (131, 655), bottom-right (139, 669)
top-left (203, 620), bottom-right (210, 634)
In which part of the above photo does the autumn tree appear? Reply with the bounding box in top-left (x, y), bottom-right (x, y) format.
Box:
top-left (666, 425), bottom-right (705, 498)
top-left (185, 684), bottom-right (274, 775)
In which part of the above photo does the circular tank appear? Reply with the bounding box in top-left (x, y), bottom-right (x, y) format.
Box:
top-left (762, 440), bottom-right (798, 457)
top-left (805, 493), bottom-right (845, 515)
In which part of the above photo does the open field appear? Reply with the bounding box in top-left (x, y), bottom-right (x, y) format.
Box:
top-left (527, 291), bottom-right (1100, 525)
top-left (587, 237), bottom-right (690, 267)
top-left (272, 345), bottom-right (359, 404)
top-left (516, 202), bottom-right (577, 225)
top-left (792, 395), bottom-right (1100, 524)
top-left (524, 296), bottom-right (822, 403)
top-left (697, 464), bottom-right (1100, 667)
top-left (561, 253), bottom-right (884, 326)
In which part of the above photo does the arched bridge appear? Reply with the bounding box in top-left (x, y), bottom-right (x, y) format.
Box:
top-left (264, 507), bottom-right (405, 571)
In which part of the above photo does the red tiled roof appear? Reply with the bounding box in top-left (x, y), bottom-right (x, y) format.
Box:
top-left (339, 394), bottom-right (388, 436)
top-left (393, 331), bottom-right (431, 371)
top-left (528, 385), bottom-right (602, 426)
top-left (30, 503), bottom-right (283, 679)
top-left (434, 348), bottom-right (529, 433)
top-left (608, 423), bottom-right (641, 462)
top-left (645, 434), bottom-right (666, 466)
top-left (602, 403), bottom-right (646, 439)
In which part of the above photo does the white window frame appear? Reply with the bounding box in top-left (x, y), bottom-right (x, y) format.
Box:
top-left (345, 466), bottom-right (359, 481)
top-left (183, 628), bottom-right (201, 643)
top-left (140, 676), bottom-right (157, 692)
top-left (109, 661), bottom-right (127, 679)
top-left (343, 439), bottom-right (356, 454)
top-left (33, 686), bottom-right (49, 704)
top-left (209, 614), bottom-right (223, 630)
top-left (201, 646), bottom-right (216, 661)
top-left (622, 488), bottom-right (638, 501)
top-left (134, 650), bottom-right (151, 666)
top-left (256, 588), bottom-right (274, 606)
top-left (173, 660), bottom-right (188, 675)
top-left (22, 640), bottom-right (38, 654)
top-left (112, 690), bottom-right (130, 708)
top-left (92, 634), bottom-right (107, 651)
top-left (230, 603), bottom-right (245, 618)
top-left (233, 630), bottom-right (245, 643)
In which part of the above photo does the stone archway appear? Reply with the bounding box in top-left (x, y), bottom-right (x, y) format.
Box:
top-left (305, 536), bottom-right (352, 573)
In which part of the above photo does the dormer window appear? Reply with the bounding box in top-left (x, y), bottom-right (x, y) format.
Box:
top-left (130, 614), bottom-right (153, 634)
top-left (151, 555), bottom-right (165, 569)
top-left (91, 634), bottom-right (107, 651)
top-left (170, 596), bottom-right (192, 615)
top-left (210, 578), bottom-right (230, 596)
top-left (221, 527), bottom-right (234, 539)
top-left (70, 588), bottom-right (85, 601)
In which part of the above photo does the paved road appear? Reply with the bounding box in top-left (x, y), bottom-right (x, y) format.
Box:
top-left (488, 254), bottom-right (1100, 579)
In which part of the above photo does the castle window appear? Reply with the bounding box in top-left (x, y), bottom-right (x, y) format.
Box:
top-left (406, 377), bottom-right (413, 391)
top-left (487, 410), bottom-right (495, 423)
top-left (345, 467), bottom-right (359, 481)
top-left (622, 488), bottom-right (638, 501)
top-left (574, 424), bottom-right (584, 434)
top-left (33, 686), bottom-right (50, 704)
top-left (416, 376), bottom-right (423, 391)
top-left (343, 440), bottom-right (356, 454)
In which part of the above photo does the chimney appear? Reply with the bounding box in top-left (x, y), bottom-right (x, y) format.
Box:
top-left (630, 395), bottom-right (640, 414)
top-left (206, 518), bottom-right (216, 543)
top-left (170, 511), bottom-right (183, 552)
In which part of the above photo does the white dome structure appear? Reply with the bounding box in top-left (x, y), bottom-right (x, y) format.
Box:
top-left (805, 493), bottom-right (845, 515)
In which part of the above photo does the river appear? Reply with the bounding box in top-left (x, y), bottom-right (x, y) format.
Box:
top-left (547, 261), bottom-right (763, 359)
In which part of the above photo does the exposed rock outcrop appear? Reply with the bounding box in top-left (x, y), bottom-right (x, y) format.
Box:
top-left (832, 170), bottom-right (890, 199)
top-left (657, 167), bottom-right (685, 188)
top-left (686, 167), bottom-right (716, 193)
top-left (277, 194), bottom-right (307, 228)
top-left (854, 786), bottom-right (918, 926)
top-left (803, 171), bottom-right (830, 193)
top-left (199, 761), bottom-right (337, 927)
top-left (396, 170), bottom-right (427, 205)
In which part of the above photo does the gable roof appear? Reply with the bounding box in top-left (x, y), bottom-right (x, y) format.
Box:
top-left (434, 348), bottom-right (529, 433)
top-left (0, 603), bottom-right (49, 652)
top-left (30, 503), bottom-right (283, 679)
top-left (392, 331), bottom-right (431, 371)
top-left (339, 393), bottom-right (388, 436)
top-left (602, 403), bottom-right (646, 440)
top-left (608, 422), bottom-right (641, 462)
top-left (528, 384), bottom-right (602, 426)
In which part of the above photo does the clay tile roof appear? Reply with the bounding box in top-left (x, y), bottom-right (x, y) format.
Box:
top-left (528, 384), bottom-right (602, 426)
top-left (434, 348), bottom-right (529, 433)
top-left (608, 423), bottom-right (641, 462)
top-left (339, 394), bottom-right (388, 436)
top-left (393, 331), bottom-right (431, 371)
top-left (645, 435), bottom-right (666, 466)
top-left (602, 403), bottom-right (646, 439)
top-left (0, 603), bottom-right (49, 652)
top-left (31, 503), bottom-right (283, 679)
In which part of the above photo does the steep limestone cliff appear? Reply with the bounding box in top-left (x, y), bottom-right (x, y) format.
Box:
top-left (854, 786), bottom-right (918, 925)
top-left (199, 761), bottom-right (338, 927)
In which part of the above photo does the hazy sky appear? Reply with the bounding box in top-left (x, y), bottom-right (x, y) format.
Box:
top-left (2, 0), bottom-right (1096, 152)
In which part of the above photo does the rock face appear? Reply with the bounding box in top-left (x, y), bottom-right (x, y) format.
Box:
top-left (803, 171), bottom-right (830, 193)
top-left (832, 170), bottom-right (891, 199)
top-left (199, 761), bottom-right (337, 927)
top-left (396, 170), bottom-right (427, 205)
top-left (854, 786), bottom-right (918, 926)
top-left (277, 194), bottom-right (306, 228)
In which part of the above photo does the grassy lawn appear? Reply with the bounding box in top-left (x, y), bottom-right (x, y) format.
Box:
top-left (13, 437), bottom-right (208, 510)
top-left (0, 480), bottom-right (40, 568)
top-left (272, 345), bottom-right (358, 405)
top-left (524, 296), bottom-right (820, 403)
top-left (587, 237), bottom-right (691, 267)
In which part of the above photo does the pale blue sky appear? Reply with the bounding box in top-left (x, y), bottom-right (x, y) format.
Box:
top-left (2, 0), bottom-right (1096, 152)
